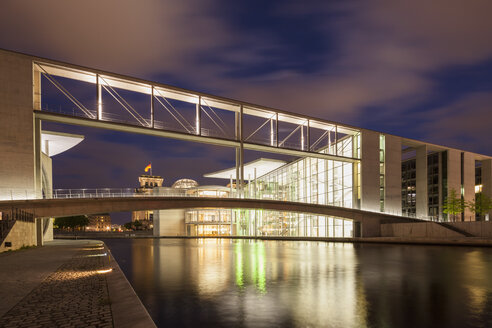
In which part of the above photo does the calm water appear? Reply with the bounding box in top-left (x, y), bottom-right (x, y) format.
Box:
top-left (104, 238), bottom-right (492, 328)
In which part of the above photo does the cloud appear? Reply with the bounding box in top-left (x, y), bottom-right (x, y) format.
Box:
top-left (224, 0), bottom-right (492, 119)
top-left (2, 0), bottom-right (492, 158)
top-left (416, 92), bottom-right (492, 155)
top-left (0, 0), bottom-right (229, 76)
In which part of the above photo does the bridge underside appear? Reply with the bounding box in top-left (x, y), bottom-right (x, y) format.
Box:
top-left (0, 197), bottom-right (417, 237)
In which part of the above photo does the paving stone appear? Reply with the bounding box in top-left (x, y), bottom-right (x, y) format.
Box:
top-left (0, 246), bottom-right (113, 328)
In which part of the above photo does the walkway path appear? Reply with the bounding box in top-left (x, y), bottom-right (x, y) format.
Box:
top-left (0, 240), bottom-right (155, 328)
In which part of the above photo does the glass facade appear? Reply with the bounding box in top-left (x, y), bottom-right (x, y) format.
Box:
top-left (231, 210), bottom-right (354, 238)
top-left (401, 159), bottom-right (416, 217)
top-left (230, 134), bottom-right (359, 238)
top-left (379, 135), bottom-right (385, 212)
top-left (248, 135), bottom-right (358, 207)
top-left (185, 209), bottom-right (232, 236)
top-left (184, 134), bottom-right (360, 238)
top-left (427, 153), bottom-right (440, 220)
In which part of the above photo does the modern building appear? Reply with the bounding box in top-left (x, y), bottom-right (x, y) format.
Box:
top-left (1, 48), bottom-right (492, 245)
top-left (153, 142), bottom-right (492, 238)
top-left (86, 213), bottom-right (112, 231)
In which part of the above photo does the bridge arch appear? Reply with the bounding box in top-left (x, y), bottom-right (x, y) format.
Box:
top-left (0, 197), bottom-right (415, 237)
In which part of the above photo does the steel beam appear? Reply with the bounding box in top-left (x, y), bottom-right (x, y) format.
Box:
top-left (34, 111), bottom-right (360, 163)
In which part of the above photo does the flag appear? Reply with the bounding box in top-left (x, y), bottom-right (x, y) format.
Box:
top-left (144, 163), bottom-right (152, 173)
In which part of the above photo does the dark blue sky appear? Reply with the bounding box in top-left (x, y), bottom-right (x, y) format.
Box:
top-left (1, 0), bottom-right (492, 194)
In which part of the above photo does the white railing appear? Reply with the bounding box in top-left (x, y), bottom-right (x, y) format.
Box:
top-left (53, 188), bottom-right (139, 199)
top-left (0, 188), bottom-right (421, 220)
top-left (0, 188), bottom-right (236, 200)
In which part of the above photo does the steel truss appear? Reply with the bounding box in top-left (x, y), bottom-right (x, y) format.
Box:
top-left (33, 61), bottom-right (361, 195)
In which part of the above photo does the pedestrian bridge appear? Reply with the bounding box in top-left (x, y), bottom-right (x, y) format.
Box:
top-left (0, 189), bottom-right (418, 237)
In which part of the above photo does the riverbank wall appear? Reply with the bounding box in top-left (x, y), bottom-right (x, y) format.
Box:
top-left (0, 239), bottom-right (156, 327)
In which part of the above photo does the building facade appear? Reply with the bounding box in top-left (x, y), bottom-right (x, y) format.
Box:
top-left (1, 49), bottom-right (492, 242)
top-left (132, 174), bottom-right (164, 226)
top-left (86, 214), bottom-right (112, 231)
top-left (154, 133), bottom-right (492, 238)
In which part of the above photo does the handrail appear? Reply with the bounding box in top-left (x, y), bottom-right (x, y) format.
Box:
top-left (0, 188), bottom-right (419, 220)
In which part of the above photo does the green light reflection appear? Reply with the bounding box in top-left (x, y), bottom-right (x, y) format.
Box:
top-left (234, 241), bottom-right (267, 294)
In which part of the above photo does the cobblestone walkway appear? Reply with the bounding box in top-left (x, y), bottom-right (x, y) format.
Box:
top-left (0, 244), bottom-right (113, 328)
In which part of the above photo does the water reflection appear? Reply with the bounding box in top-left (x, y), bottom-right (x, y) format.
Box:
top-left (104, 239), bottom-right (492, 328)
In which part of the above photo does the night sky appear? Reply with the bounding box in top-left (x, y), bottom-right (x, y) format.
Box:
top-left (1, 1), bottom-right (492, 200)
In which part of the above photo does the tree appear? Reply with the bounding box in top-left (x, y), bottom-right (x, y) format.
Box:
top-left (467, 193), bottom-right (492, 221)
top-left (54, 215), bottom-right (89, 231)
top-left (443, 188), bottom-right (465, 222)
top-left (123, 220), bottom-right (142, 231)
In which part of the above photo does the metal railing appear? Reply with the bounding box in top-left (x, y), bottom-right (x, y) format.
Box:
top-left (0, 187), bottom-right (421, 220)
top-left (50, 188), bottom-right (235, 199)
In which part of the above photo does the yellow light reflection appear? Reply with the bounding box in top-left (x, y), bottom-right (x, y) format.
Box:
top-left (85, 252), bottom-right (108, 257)
top-left (82, 247), bottom-right (105, 251)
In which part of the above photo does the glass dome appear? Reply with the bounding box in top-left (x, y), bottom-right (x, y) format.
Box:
top-left (172, 178), bottom-right (199, 189)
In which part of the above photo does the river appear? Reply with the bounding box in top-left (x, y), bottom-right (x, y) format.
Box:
top-left (104, 238), bottom-right (492, 328)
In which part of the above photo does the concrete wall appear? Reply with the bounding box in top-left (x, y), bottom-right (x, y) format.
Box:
top-left (41, 152), bottom-right (53, 198)
top-left (360, 129), bottom-right (380, 212)
top-left (381, 222), bottom-right (463, 238)
top-left (482, 160), bottom-right (492, 219)
top-left (416, 146), bottom-right (428, 219)
top-left (153, 209), bottom-right (186, 236)
top-left (463, 152), bottom-right (475, 221)
top-left (447, 149), bottom-right (462, 220)
top-left (0, 220), bottom-right (37, 253)
top-left (0, 50), bottom-right (38, 200)
top-left (448, 221), bottom-right (492, 238)
top-left (384, 135), bottom-right (402, 215)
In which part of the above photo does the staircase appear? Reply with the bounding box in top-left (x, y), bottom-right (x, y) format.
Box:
top-left (436, 222), bottom-right (475, 237)
top-left (0, 208), bottom-right (35, 245)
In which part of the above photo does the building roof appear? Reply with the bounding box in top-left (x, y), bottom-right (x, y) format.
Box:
top-left (204, 158), bottom-right (287, 180)
top-left (41, 130), bottom-right (84, 157)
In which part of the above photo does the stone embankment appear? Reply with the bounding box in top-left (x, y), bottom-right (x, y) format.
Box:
top-left (0, 240), bottom-right (155, 328)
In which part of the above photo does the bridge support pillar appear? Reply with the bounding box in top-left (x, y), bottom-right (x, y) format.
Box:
top-left (36, 218), bottom-right (44, 246)
top-left (43, 218), bottom-right (54, 242)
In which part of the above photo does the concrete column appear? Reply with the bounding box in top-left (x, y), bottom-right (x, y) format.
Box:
top-left (416, 146), bottom-right (428, 219)
top-left (360, 130), bottom-right (380, 212)
top-left (153, 209), bottom-right (186, 236)
top-left (33, 68), bottom-right (41, 110)
top-left (0, 50), bottom-right (36, 200)
top-left (447, 149), bottom-right (462, 221)
top-left (482, 159), bottom-right (492, 220)
top-left (36, 218), bottom-right (44, 246)
top-left (43, 218), bottom-right (54, 242)
top-left (463, 152), bottom-right (475, 221)
top-left (384, 135), bottom-right (402, 215)
top-left (34, 119), bottom-right (42, 199)
top-left (41, 152), bottom-right (53, 198)
top-left (438, 152), bottom-right (443, 220)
